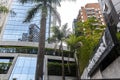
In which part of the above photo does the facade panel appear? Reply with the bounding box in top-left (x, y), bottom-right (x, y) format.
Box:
top-left (77, 3), bottom-right (105, 25)
top-left (1, 0), bottom-right (51, 42)
top-left (9, 57), bottom-right (37, 80)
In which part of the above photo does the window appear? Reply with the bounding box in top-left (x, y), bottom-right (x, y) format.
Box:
top-left (9, 57), bottom-right (37, 80)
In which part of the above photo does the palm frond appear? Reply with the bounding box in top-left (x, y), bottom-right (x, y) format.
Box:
top-left (23, 3), bottom-right (42, 23)
top-left (33, 0), bottom-right (45, 3)
top-left (19, 0), bottom-right (34, 4)
top-left (52, 26), bottom-right (60, 36)
top-left (49, 0), bottom-right (61, 6)
top-left (65, 34), bottom-right (82, 50)
top-left (61, 23), bottom-right (71, 37)
top-left (47, 36), bottom-right (56, 43)
top-left (52, 26), bottom-right (63, 40)
top-left (61, 23), bottom-right (67, 31)
top-left (47, 4), bottom-right (61, 26)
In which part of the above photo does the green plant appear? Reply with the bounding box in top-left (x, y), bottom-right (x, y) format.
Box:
top-left (0, 62), bottom-right (12, 74)
top-left (75, 17), bottom-right (106, 75)
top-left (48, 62), bottom-right (76, 76)
top-left (0, 5), bottom-right (8, 13)
top-left (116, 32), bottom-right (120, 41)
top-left (0, 46), bottom-right (73, 57)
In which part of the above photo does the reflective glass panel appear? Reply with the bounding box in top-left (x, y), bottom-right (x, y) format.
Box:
top-left (9, 57), bottom-right (37, 80)
top-left (2, 0), bottom-right (51, 42)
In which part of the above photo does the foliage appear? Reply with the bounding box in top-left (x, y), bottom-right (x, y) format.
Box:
top-left (48, 23), bottom-right (70, 80)
top-left (18, 0), bottom-right (62, 79)
top-left (65, 34), bottom-right (82, 79)
top-left (75, 17), bottom-right (106, 74)
top-left (19, 0), bottom-right (61, 24)
top-left (65, 34), bottom-right (82, 53)
top-left (0, 62), bottom-right (12, 74)
top-left (0, 46), bottom-right (73, 57)
top-left (50, 24), bottom-right (70, 41)
top-left (116, 32), bottom-right (120, 41)
top-left (0, 6), bottom-right (8, 13)
top-left (48, 62), bottom-right (76, 76)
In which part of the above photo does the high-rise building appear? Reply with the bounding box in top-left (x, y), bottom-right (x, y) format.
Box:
top-left (0, 0), bottom-right (52, 41)
top-left (0, 0), bottom-right (76, 80)
top-left (77, 3), bottom-right (105, 25)
top-left (21, 33), bottom-right (28, 41)
top-left (81, 0), bottom-right (120, 79)
top-left (28, 24), bottom-right (39, 42)
top-left (111, 0), bottom-right (120, 13)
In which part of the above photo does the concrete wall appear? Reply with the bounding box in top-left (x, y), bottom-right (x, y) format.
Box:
top-left (102, 57), bottom-right (120, 78)
top-left (0, 41), bottom-right (68, 50)
top-left (112, 0), bottom-right (120, 14)
top-left (90, 57), bottom-right (120, 79)
top-left (82, 56), bottom-right (120, 79)
top-left (0, 53), bottom-right (37, 80)
top-left (0, 53), bottom-right (18, 80)
top-left (48, 76), bottom-right (76, 80)
top-left (91, 68), bottom-right (102, 79)
top-left (44, 55), bottom-right (75, 80)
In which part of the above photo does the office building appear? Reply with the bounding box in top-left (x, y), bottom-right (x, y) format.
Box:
top-left (0, 0), bottom-right (11, 34)
top-left (81, 0), bottom-right (120, 79)
top-left (77, 3), bottom-right (105, 25)
top-left (21, 33), bottom-right (28, 41)
top-left (0, 0), bottom-right (76, 80)
top-left (28, 24), bottom-right (39, 42)
top-left (0, 0), bottom-right (52, 41)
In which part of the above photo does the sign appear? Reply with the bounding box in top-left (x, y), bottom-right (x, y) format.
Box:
top-left (87, 27), bottom-right (115, 74)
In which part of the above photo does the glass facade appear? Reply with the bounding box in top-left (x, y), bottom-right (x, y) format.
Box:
top-left (9, 57), bottom-right (37, 80)
top-left (2, 0), bottom-right (50, 42)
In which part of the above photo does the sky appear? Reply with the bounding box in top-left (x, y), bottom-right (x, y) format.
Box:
top-left (57, 0), bottom-right (98, 30)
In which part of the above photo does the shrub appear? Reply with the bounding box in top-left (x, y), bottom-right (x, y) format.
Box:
top-left (48, 62), bottom-right (76, 76)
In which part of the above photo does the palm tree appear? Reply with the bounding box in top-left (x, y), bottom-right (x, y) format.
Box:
top-left (49, 23), bottom-right (70, 80)
top-left (19, 0), bottom-right (75, 80)
top-left (19, 0), bottom-right (61, 80)
top-left (65, 34), bottom-right (82, 80)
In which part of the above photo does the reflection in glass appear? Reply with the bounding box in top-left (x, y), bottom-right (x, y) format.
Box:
top-left (2, 0), bottom-right (51, 42)
top-left (9, 57), bottom-right (37, 80)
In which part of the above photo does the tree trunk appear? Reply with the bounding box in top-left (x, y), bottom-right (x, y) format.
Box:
top-left (35, 5), bottom-right (47, 80)
top-left (53, 41), bottom-right (58, 55)
top-left (60, 41), bottom-right (65, 80)
top-left (74, 51), bottom-right (80, 80)
top-left (67, 52), bottom-right (71, 74)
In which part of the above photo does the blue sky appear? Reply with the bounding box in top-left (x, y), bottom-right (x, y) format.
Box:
top-left (58, 0), bottom-right (98, 30)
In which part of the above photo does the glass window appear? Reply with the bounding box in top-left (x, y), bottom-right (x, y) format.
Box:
top-left (9, 57), bottom-right (37, 80)
top-left (13, 67), bottom-right (23, 74)
top-left (2, 0), bottom-right (51, 42)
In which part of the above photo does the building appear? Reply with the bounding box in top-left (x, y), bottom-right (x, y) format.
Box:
top-left (18, 24), bottom-right (40, 42)
top-left (21, 33), bottom-right (28, 41)
top-left (0, 41), bottom-right (76, 80)
top-left (81, 0), bottom-right (120, 79)
top-left (0, 0), bottom-right (11, 34)
top-left (0, 0), bottom-right (53, 41)
top-left (112, 0), bottom-right (120, 31)
top-left (0, 0), bottom-right (77, 80)
top-left (28, 24), bottom-right (39, 42)
top-left (77, 3), bottom-right (105, 25)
